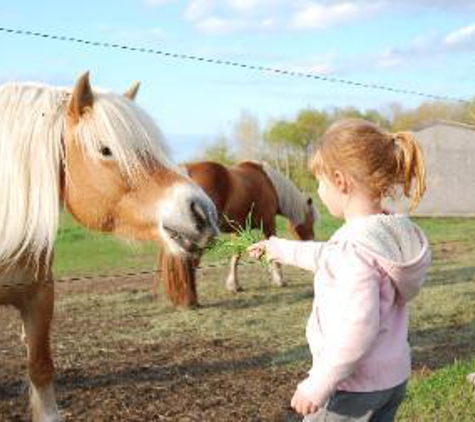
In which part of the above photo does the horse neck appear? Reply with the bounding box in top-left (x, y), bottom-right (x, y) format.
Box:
top-left (185, 161), bottom-right (231, 215)
top-left (258, 162), bottom-right (306, 226)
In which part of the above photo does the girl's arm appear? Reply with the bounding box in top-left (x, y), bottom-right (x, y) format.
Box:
top-left (298, 243), bottom-right (381, 406)
top-left (264, 237), bottom-right (326, 272)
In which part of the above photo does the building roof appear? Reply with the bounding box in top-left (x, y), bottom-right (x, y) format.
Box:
top-left (413, 119), bottom-right (475, 132)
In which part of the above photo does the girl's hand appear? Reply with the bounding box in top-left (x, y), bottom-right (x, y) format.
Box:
top-left (291, 389), bottom-right (319, 416)
top-left (247, 241), bottom-right (267, 260)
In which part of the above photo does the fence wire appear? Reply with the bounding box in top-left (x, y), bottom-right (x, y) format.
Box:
top-left (0, 26), bottom-right (470, 104)
top-left (56, 259), bottom-right (261, 283)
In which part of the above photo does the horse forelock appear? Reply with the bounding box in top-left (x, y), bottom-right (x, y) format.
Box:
top-left (74, 92), bottom-right (177, 178)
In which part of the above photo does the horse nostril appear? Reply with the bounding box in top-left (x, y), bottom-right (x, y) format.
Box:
top-left (190, 200), bottom-right (207, 232)
top-left (210, 223), bottom-right (219, 238)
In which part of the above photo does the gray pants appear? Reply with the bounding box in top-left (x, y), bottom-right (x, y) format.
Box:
top-left (303, 382), bottom-right (407, 422)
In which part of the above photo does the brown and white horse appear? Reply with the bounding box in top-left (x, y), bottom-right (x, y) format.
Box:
top-left (0, 73), bottom-right (218, 421)
top-left (154, 160), bottom-right (318, 307)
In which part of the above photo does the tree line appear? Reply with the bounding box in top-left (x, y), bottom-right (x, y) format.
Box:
top-left (198, 98), bottom-right (474, 189)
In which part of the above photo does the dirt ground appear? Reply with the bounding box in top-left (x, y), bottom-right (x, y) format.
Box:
top-left (1, 260), bottom-right (473, 422)
top-left (0, 272), bottom-right (307, 422)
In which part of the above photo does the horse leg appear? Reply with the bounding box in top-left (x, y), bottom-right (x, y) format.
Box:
top-left (20, 282), bottom-right (60, 422)
top-left (468, 372), bottom-right (475, 400)
top-left (225, 254), bottom-right (243, 293)
top-left (262, 218), bottom-right (285, 287)
top-left (21, 321), bottom-right (27, 344)
top-left (269, 261), bottom-right (285, 287)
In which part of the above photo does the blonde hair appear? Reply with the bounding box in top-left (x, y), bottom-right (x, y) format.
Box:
top-left (309, 118), bottom-right (426, 211)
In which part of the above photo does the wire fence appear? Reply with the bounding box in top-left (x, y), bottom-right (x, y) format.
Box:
top-left (55, 258), bottom-right (261, 284)
top-left (0, 235), bottom-right (454, 288)
top-left (0, 26), bottom-right (471, 105)
top-left (54, 236), bottom-right (460, 284)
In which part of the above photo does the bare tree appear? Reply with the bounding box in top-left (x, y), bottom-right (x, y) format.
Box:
top-left (234, 110), bottom-right (262, 161)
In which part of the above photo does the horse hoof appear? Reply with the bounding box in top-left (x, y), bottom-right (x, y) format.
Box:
top-left (467, 373), bottom-right (475, 385)
top-left (226, 285), bottom-right (244, 293)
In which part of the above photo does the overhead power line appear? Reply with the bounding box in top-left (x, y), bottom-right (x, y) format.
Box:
top-left (0, 26), bottom-right (471, 104)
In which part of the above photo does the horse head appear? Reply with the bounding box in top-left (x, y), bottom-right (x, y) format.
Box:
top-left (288, 196), bottom-right (318, 240)
top-left (62, 72), bottom-right (218, 256)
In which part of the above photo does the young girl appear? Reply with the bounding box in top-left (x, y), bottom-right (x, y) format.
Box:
top-left (248, 119), bottom-right (431, 421)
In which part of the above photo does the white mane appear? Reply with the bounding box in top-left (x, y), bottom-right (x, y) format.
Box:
top-left (0, 81), bottom-right (175, 264)
top-left (260, 162), bottom-right (317, 225)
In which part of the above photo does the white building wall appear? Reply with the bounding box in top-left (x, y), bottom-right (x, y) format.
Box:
top-left (413, 123), bottom-right (475, 216)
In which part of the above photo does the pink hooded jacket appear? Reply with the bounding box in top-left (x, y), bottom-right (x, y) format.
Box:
top-left (265, 214), bottom-right (431, 407)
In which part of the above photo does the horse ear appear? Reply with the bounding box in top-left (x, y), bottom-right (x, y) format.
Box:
top-left (69, 71), bottom-right (94, 120)
top-left (124, 81), bottom-right (140, 101)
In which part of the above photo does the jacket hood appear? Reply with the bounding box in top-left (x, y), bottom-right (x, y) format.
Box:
top-left (332, 214), bottom-right (431, 303)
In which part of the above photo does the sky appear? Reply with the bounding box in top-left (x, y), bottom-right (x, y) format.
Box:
top-left (0, 0), bottom-right (474, 161)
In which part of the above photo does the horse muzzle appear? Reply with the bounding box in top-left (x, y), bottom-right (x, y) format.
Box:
top-left (159, 192), bottom-right (219, 256)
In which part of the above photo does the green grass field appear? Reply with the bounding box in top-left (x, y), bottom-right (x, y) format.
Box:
top-left (53, 204), bottom-right (475, 421)
top-left (53, 196), bottom-right (342, 276)
top-left (54, 213), bottom-right (157, 276)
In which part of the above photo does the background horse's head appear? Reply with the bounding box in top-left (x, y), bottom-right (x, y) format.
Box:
top-left (62, 72), bottom-right (218, 256)
top-left (288, 196), bottom-right (318, 241)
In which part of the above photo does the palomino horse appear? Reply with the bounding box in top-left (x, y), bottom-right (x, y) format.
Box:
top-left (153, 160), bottom-right (318, 307)
top-left (0, 73), bottom-right (218, 421)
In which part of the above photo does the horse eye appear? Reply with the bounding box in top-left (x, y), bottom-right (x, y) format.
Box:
top-left (100, 146), bottom-right (113, 157)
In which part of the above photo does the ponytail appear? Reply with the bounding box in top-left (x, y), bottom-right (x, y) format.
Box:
top-left (308, 119), bottom-right (427, 213)
top-left (393, 132), bottom-right (426, 211)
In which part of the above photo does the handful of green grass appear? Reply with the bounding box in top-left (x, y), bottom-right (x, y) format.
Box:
top-left (206, 209), bottom-right (266, 259)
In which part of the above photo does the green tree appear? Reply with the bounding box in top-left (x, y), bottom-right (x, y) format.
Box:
top-left (264, 120), bottom-right (301, 177)
top-left (390, 100), bottom-right (474, 131)
top-left (264, 120), bottom-right (300, 146)
top-left (201, 134), bottom-right (235, 165)
top-left (331, 106), bottom-right (365, 121)
top-left (460, 96), bottom-right (475, 125)
top-left (363, 109), bottom-right (391, 129)
top-left (295, 109), bottom-right (329, 148)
